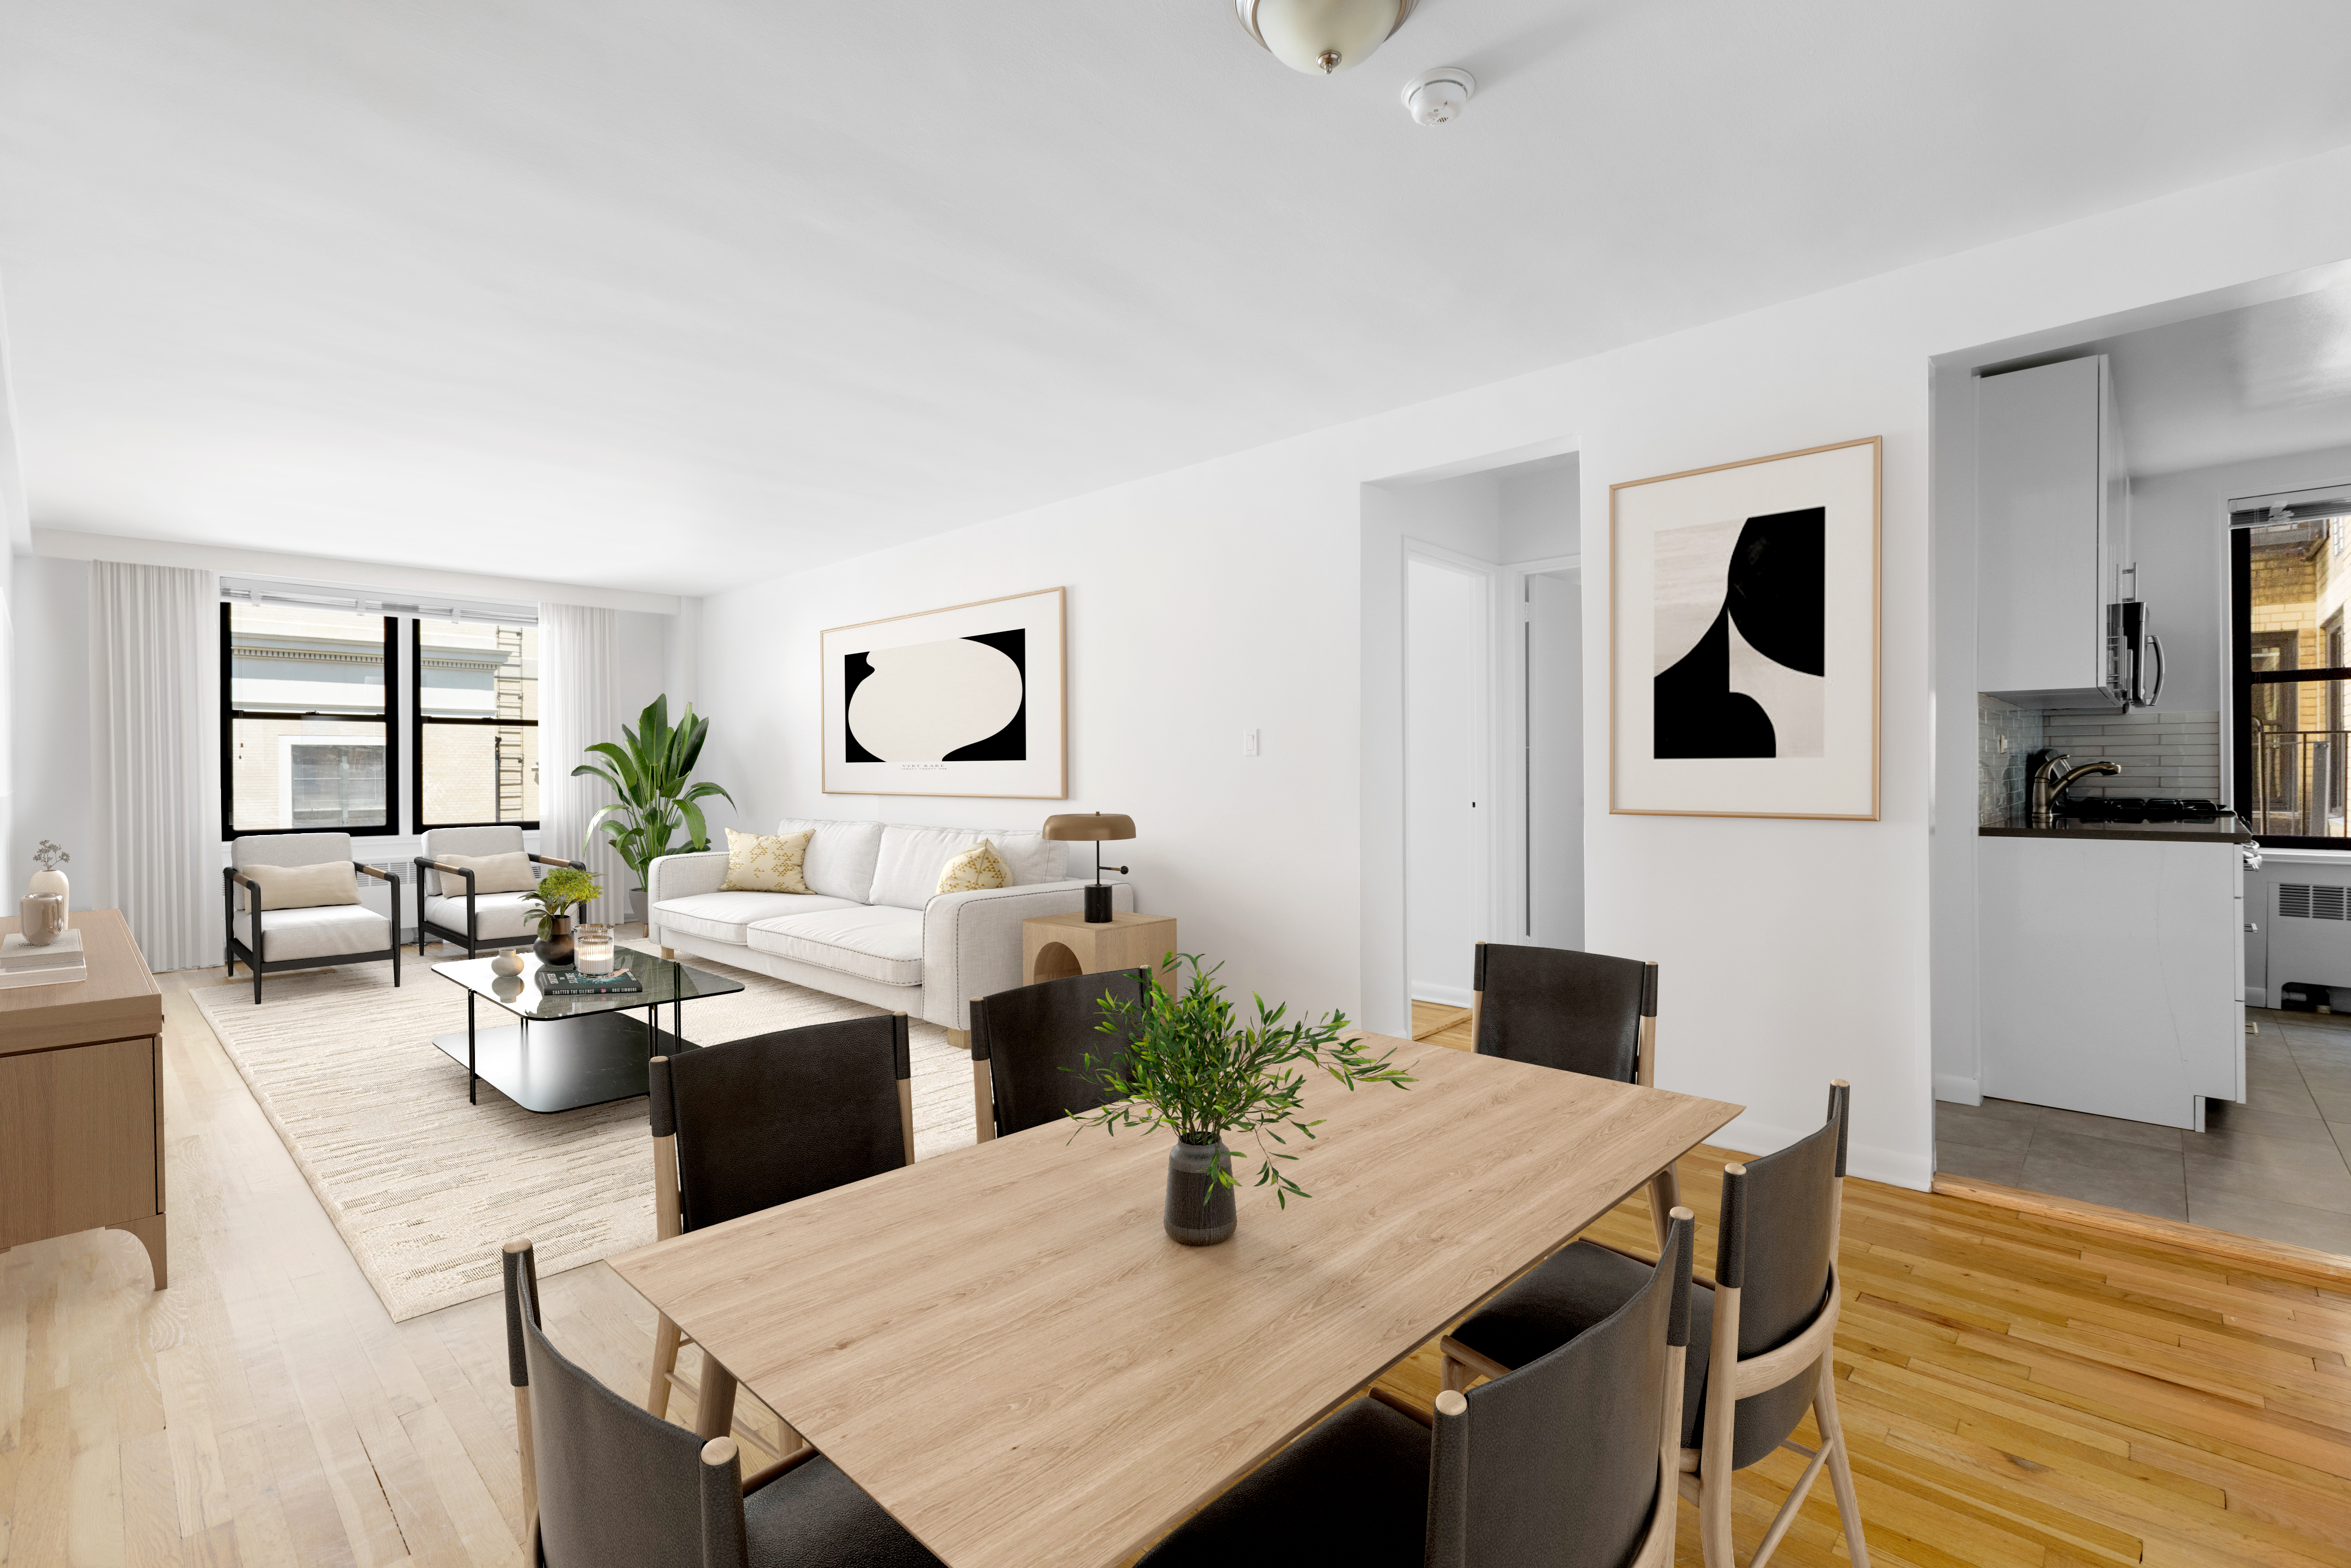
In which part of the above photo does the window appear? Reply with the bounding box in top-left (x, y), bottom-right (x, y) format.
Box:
top-left (2235, 520), bottom-right (2351, 846)
top-left (414, 618), bottom-right (539, 831)
top-left (221, 602), bottom-right (397, 837)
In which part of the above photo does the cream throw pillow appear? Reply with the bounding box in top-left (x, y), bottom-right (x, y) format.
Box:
top-left (722, 827), bottom-right (813, 893)
top-left (435, 850), bottom-right (537, 896)
top-left (937, 838), bottom-right (1009, 896)
top-left (246, 861), bottom-right (361, 911)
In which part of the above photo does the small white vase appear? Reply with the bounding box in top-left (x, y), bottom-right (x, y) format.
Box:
top-left (27, 868), bottom-right (66, 908)
top-left (490, 949), bottom-right (525, 977)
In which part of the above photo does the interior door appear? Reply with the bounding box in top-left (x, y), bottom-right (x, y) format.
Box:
top-left (1405, 557), bottom-right (1491, 1005)
top-left (1525, 569), bottom-right (1584, 948)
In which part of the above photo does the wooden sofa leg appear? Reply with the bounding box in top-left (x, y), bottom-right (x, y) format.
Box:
top-left (947, 1027), bottom-right (970, 1052)
top-left (659, 946), bottom-right (674, 961)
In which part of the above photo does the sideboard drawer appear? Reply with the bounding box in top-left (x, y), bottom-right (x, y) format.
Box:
top-left (0, 1035), bottom-right (160, 1247)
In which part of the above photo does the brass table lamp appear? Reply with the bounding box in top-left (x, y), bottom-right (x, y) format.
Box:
top-left (1041, 813), bottom-right (1135, 923)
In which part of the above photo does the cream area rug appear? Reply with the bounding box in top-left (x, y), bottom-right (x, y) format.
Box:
top-left (190, 946), bottom-right (978, 1322)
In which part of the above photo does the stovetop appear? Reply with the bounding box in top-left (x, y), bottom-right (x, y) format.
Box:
top-left (2055, 796), bottom-right (2228, 824)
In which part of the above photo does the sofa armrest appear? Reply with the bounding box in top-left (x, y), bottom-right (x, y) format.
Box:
top-left (645, 851), bottom-right (730, 914)
top-left (921, 880), bottom-right (1137, 1031)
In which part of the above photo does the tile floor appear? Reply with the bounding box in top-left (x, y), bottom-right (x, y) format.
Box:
top-left (1935, 1007), bottom-right (2351, 1255)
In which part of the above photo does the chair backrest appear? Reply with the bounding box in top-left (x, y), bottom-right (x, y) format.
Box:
top-left (970, 969), bottom-right (1147, 1138)
top-left (1711, 1081), bottom-right (1850, 1468)
top-left (421, 826), bottom-right (525, 895)
top-left (503, 1243), bottom-right (724, 1568)
top-left (651, 1014), bottom-right (911, 1233)
top-left (1428, 1213), bottom-right (1693, 1568)
top-left (231, 831), bottom-right (354, 870)
top-left (1473, 943), bottom-right (1656, 1085)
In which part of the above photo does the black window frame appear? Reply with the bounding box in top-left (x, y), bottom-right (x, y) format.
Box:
top-left (410, 617), bottom-right (541, 835)
top-left (2233, 527), bottom-right (2351, 851)
top-left (219, 600), bottom-right (401, 841)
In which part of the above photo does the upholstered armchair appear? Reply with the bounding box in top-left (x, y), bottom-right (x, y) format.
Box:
top-left (412, 826), bottom-right (584, 958)
top-left (222, 832), bottom-right (402, 1004)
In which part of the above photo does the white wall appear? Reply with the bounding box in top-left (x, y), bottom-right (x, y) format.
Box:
top-left (1498, 458), bottom-right (1580, 565)
top-left (1404, 558), bottom-right (1487, 1005)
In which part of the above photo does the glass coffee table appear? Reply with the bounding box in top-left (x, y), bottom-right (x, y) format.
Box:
top-left (430, 947), bottom-right (745, 1112)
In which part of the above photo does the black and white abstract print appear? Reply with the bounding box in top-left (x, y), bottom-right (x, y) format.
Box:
top-left (843, 628), bottom-right (1027, 763)
top-left (1651, 506), bottom-right (1824, 758)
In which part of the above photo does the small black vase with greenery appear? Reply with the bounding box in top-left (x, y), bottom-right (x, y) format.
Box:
top-left (525, 866), bottom-right (601, 968)
top-left (1069, 954), bottom-right (1412, 1246)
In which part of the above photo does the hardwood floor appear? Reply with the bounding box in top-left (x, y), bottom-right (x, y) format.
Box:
top-left (1409, 998), bottom-right (1475, 1049)
top-left (5, 970), bottom-right (2349, 1566)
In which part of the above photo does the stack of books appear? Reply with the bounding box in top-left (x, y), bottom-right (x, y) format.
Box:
top-left (1, 929), bottom-right (87, 989)
top-left (537, 967), bottom-right (642, 996)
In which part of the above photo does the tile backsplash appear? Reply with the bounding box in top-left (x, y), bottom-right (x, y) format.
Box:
top-left (1978, 695), bottom-right (2044, 825)
top-left (1977, 698), bottom-right (2224, 824)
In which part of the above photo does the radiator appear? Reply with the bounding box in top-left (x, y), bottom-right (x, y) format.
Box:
top-left (2266, 880), bottom-right (2351, 1008)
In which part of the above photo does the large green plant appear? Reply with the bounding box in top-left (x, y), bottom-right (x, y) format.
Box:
top-left (523, 866), bottom-right (604, 938)
top-left (575, 696), bottom-right (736, 891)
top-left (1069, 955), bottom-right (1413, 1206)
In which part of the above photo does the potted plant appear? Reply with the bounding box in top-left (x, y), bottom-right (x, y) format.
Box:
top-left (576, 696), bottom-right (735, 926)
top-left (1069, 955), bottom-right (1412, 1246)
top-left (524, 866), bottom-right (603, 968)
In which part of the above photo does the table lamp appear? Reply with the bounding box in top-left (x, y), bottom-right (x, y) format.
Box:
top-left (1041, 813), bottom-right (1135, 923)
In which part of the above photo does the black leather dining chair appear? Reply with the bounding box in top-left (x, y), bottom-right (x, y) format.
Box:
top-left (643, 1014), bottom-right (915, 1458)
top-left (968, 968), bottom-right (1147, 1141)
top-left (1442, 1083), bottom-right (1867, 1568)
top-left (501, 1239), bottom-right (941, 1568)
top-left (1138, 1210), bottom-right (1697, 1568)
top-left (1471, 940), bottom-right (1676, 1247)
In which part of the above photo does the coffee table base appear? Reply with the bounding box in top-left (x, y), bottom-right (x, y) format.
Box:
top-left (430, 1013), bottom-right (696, 1114)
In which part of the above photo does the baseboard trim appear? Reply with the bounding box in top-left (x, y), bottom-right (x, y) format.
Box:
top-left (1931, 1173), bottom-right (2351, 1284)
top-left (1933, 1074), bottom-right (1981, 1106)
top-left (1409, 983), bottom-right (1473, 1009)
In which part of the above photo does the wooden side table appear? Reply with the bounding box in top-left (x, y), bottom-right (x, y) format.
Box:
top-left (1022, 910), bottom-right (1179, 993)
top-left (0, 909), bottom-right (167, 1287)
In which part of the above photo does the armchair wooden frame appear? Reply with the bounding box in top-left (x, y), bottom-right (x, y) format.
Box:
top-left (222, 861), bottom-right (403, 1005)
top-left (412, 851), bottom-right (584, 957)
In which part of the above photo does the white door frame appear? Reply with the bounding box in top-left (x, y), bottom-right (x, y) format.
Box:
top-left (1403, 540), bottom-right (1501, 1009)
top-left (1501, 553), bottom-right (1582, 946)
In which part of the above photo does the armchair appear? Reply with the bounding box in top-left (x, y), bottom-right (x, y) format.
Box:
top-left (412, 826), bottom-right (584, 957)
top-left (222, 831), bottom-right (402, 1004)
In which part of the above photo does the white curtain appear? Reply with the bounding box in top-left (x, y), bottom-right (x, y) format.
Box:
top-left (89, 561), bottom-right (219, 973)
top-left (539, 603), bottom-right (628, 927)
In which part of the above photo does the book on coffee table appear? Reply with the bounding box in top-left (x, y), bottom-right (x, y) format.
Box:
top-left (536, 968), bottom-right (643, 996)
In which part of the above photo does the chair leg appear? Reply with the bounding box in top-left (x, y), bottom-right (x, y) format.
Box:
top-left (1696, 1466), bottom-right (1736, 1568)
top-left (1648, 1167), bottom-right (1682, 1255)
top-left (1440, 1350), bottom-right (1472, 1395)
top-left (1815, 1361), bottom-right (1870, 1568)
top-left (648, 1312), bottom-right (683, 1420)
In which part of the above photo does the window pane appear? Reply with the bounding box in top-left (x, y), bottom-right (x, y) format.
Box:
top-left (228, 603), bottom-right (387, 717)
top-left (2248, 519), bottom-right (2350, 673)
top-left (2248, 677), bottom-right (2351, 842)
top-left (418, 620), bottom-right (539, 827)
top-left (229, 718), bottom-right (388, 831)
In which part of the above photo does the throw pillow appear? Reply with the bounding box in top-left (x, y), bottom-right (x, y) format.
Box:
top-left (722, 827), bottom-right (813, 893)
top-left (245, 861), bottom-right (361, 912)
top-left (435, 850), bottom-right (538, 896)
top-left (937, 838), bottom-right (1009, 896)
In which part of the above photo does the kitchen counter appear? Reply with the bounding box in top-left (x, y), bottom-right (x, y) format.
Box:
top-left (1979, 817), bottom-right (2255, 844)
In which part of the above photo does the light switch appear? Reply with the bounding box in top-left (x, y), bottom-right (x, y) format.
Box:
top-left (1242, 729), bottom-right (1260, 757)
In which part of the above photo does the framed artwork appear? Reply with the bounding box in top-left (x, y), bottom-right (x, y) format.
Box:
top-left (1609, 436), bottom-right (1879, 819)
top-left (821, 587), bottom-right (1067, 798)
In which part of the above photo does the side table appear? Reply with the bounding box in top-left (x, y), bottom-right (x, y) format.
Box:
top-left (1021, 910), bottom-right (1180, 993)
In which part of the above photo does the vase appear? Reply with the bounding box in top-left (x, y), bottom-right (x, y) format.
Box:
top-left (534, 916), bottom-right (575, 968)
top-left (490, 948), bottom-right (525, 977)
top-left (1164, 1137), bottom-right (1236, 1246)
top-left (28, 867), bottom-right (66, 908)
top-left (17, 894), bottom-right (67, 946)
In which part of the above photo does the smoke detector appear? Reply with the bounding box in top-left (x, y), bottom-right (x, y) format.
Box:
top-left (1402, 66), bottom-right (1475, 125)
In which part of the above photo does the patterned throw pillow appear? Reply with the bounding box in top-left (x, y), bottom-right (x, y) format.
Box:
top-left (721, 827), bottom-right (813, 893)
top-left (936, 838), bottom-right (1009, 896)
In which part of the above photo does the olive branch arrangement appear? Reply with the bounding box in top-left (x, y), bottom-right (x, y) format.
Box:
top-left (523, 866), bottom-right (603, 938)
top-left (1066, 954), bottom-right (1414, 1206)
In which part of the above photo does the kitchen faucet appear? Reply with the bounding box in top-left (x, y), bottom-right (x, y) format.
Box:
top-left (2028, 753), bottom-right (2122, 827)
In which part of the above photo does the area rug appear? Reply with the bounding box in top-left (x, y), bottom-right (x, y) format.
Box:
top-left (190, 946), bottom-right (978, 1321)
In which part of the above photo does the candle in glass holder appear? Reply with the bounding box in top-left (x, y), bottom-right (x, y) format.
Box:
top-left (575, 924), bottom-right (616, 975)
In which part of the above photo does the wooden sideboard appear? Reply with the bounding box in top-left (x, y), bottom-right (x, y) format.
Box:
top-left (0, 909), bottom-right (167, 1287)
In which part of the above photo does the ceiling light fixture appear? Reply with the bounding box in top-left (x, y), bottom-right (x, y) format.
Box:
top-left (1402, 66), bottom-right (1474, 124)
top-left (1234, 0), bottom-right (1418, 75)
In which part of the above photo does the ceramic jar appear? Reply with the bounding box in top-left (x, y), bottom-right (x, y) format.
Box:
top-left (1164, 1137), bottom-right (1237, 1246)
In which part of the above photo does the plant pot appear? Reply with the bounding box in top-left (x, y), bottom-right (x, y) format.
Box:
top-left (534, 916), bottom-right (575, 969)
top-left (1164, 1137), bottom-right (1236, 1246)
top-left (625, 886), bottom-right (647, 927)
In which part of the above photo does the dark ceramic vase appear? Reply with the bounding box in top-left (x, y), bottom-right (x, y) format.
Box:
top-left (1164, 1137), bottom-right (1236, 1246)
top-left (534, 915), bottom-right (575, 968)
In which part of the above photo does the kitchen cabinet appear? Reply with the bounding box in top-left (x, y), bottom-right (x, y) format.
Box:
top-left (1978, 835), bottom-right (2240, 1129)
top-left (1977, 354), bottom-right (2132, 706)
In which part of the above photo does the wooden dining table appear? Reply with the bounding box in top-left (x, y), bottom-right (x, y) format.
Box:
top-left (608, 1036), bottom-right (1741, 1568)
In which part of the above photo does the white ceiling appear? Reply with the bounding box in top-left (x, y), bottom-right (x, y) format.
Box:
top-left (2095, 285), bottom-right (2351, 478)
top-left (5, 2), bottom-right (2351, 594)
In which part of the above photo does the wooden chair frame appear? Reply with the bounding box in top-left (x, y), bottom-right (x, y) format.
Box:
top-left (643, 1022), bottom-right (916, 1464)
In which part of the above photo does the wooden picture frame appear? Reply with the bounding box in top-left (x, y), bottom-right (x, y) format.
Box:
top-left (1609, 437), bottom-right (1880, 820)
top-left (820, 587), bottom-right (1067, 799)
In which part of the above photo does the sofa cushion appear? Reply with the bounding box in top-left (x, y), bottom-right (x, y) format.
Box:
top-left (987, 831), bottom-right (1061, 886)
top-left (245, 860), bottom-right (361, 911)
top-left (722, 827), bottom-right (813, 894)
top-left (250, 904), bottom-right (391, 962)
top-left (434, 851), bottom-right (538, 896)
top-left (774, 819), bottom-right (886, 904)
top-left (420, 826), bottom-right (526, 894)
top-left (869, 827), bottom-right (984, 910)
top-left (746, 906), bottom-right (925, 987)
top-left (424, 890), bottom-right (538, 942)
top-left (655, 891), bottom-right (861, 946)
top-left (937, 839), bottom-right (1008, 895)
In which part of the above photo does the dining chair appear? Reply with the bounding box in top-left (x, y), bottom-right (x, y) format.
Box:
top-left (1139, 1209), bottom-right (1696, 1568)
top-left (1441, 1082), bottom-right (1865, 1568)
top-left (501, 1239), bottom-right (942, 1568)
top-left (968, 968), bottom-right (1147, 1142)
top-left (222, 832), bottom-right (402, 1004)
top-left (1470, 940), bottom-right (1676, 1250)
top-left (413, 825), bottom-right (584, 957)
top-left (643, 1014), bottom-right (915, 1463)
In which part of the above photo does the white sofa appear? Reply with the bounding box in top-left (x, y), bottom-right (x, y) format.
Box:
top-left (645, 818), bottom-right (1133, 1041)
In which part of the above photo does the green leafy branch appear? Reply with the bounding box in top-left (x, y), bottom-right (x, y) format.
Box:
top-left (523, 866), bottom-right (602, 938)
top-left (574, 695), bottom-right (736, 890)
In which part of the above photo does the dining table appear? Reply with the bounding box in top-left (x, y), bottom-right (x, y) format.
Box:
top-left (608, 1034), bottom-right (1742, 1568)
